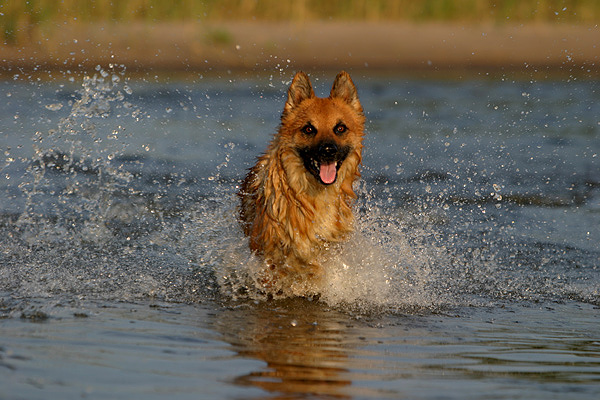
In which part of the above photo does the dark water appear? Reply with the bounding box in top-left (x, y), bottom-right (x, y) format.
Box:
top-left (0, 68), bottom-right (599, 399)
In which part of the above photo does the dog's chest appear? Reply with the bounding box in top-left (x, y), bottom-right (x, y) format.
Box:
top-left (309, 195), bottom-right (346, 242)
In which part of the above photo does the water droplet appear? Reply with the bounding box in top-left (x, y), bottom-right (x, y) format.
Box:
top-left (45, 103), bottom-right (63, 111)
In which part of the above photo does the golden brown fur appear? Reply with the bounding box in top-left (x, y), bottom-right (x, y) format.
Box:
top-left (239, 71), bottom-right (365, 296)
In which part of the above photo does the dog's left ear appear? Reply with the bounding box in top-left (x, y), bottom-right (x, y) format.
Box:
top-left (330, 71), bottom-right (362, 114)
top-left (283, 71), bottom-right (315, 117)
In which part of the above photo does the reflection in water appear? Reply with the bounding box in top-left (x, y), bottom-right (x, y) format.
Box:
top-left (213, 301), bottom-right (600, 399)
top-left (215, 299), bottom-right (357, 399)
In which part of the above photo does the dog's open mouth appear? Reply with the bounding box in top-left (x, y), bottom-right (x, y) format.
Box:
top-left (309, 159), bottom-right (340, 184)
top-left (298, 143), bottom-right (351, 185)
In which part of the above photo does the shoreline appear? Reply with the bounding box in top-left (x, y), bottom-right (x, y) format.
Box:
top-left (1, 21), bottom-right (599, 75)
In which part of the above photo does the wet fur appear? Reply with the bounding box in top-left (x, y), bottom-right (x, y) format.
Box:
top-left (239, 71), bottom-right (365, 296)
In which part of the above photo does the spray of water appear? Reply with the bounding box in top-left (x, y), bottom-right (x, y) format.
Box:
top-left (175, 177), bottom-right (464, 312)
top-left (16, 65), bottom-right (138, 245)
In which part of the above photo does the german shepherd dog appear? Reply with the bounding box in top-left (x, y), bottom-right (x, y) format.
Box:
top-left (239, 71), bottom-right (365, 296)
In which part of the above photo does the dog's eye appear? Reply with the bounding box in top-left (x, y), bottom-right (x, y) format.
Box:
top-left (334, 123), bottom-right (347, 135)
top-left (301, 125), bottom-right (316, 135)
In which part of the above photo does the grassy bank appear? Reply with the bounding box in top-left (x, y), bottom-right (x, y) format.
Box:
top-left (2, 0), bottom-right (600, 44)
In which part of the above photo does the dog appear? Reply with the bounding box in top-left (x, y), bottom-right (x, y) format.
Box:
top-left (239, 71), bottom-right (365, 296)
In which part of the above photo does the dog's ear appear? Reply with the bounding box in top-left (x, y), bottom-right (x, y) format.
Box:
top-left (330, 71), bottom-right (362, 113)
top-left (283, 72), bottom-right (314, 116)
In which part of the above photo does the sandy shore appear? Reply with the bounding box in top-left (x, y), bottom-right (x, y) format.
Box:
top-left (1, 21), bottom-right (599, 74)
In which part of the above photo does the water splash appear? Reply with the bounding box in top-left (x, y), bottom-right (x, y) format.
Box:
top-left (17, 65), bottom-right (139, 246)
top-left (189, 181), bottom-right (467, 312)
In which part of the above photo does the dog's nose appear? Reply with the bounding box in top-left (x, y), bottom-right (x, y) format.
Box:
top-left (319, 142), bottom-right (338, 159)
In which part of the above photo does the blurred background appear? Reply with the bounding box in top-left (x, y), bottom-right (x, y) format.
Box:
top-left (1, 0), bottom-right (599, 75)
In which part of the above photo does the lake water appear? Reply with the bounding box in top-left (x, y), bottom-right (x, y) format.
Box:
top-left (0, 67), bottom-right (599, 399)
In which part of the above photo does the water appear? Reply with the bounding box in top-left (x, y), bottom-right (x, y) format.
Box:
top-left (1, 67), bottom-right (599, 399)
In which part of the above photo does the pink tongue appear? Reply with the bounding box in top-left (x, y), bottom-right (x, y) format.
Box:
top-left (319, 162), bottom-right (337, 184)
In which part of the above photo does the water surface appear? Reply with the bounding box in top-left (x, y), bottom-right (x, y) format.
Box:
top-left (0, 68), bottom-right (599, 399)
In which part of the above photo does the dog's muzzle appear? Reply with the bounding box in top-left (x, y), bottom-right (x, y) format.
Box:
top-left (298, 141), bottom-right (351, 185)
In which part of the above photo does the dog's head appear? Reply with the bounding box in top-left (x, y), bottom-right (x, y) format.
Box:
top-left (279, 71), bottom-right (365, 186)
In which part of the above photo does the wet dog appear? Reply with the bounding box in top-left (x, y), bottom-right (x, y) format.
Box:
top-left (239, 71), bottom-right (365, 296)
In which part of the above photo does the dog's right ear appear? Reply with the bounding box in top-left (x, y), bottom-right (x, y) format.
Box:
top-left (283, 72), bottom-right (314, 117)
